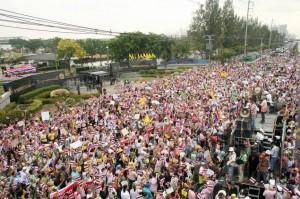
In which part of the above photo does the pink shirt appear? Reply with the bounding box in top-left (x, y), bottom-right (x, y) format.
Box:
top-left (188, 190), bottom-right (196, 199)
top-left (263, 190), bottom-right (276, 199)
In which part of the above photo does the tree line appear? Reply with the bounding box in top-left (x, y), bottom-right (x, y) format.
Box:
top-left (189, 0), bottom-right (285, 61)
top-left (8, 0), bottom-right (285, 63)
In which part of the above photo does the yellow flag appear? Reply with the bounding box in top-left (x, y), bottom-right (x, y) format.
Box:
top-left (144, 115), bottom-right (151, 125)
top-left (220, 71), bottom-right (228, 78)
top-left (139, 97), bottom-right (146, 106)
top-left (146, 53), bottom-right (151, 59)
top-left (209, 90), bottom-right (215, 99)
top-left (129, 54), bottom-right (133, 60)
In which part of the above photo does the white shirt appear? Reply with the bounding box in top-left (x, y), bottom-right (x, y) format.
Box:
top-left (121, 190), bottom-right (130, 199)
top-left (227, 152), bottom-right (236, 165)
top-left (150, 177), bottom-right (158, 193)
top-left (271, 145), bottom-right (280, 158)
top-left (266, 93), bottom-right (273, 104)
top-left (130, 189), bottom-right (138, 199)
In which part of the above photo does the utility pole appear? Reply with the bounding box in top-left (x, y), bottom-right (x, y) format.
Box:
top-left (260, 38), bottom-right (263, 57)
top-left (204, 35), bottom-right (214, 64)
top-left (268, 19), bottom-right (273, 50)
top-left (244, 0), bottom-right (253, 56)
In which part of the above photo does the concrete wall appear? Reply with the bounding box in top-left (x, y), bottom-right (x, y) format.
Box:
top-left (0, 92), bottom-right (11, 109)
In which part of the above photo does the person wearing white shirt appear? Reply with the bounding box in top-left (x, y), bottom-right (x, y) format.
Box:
top-left (270, 142), bottom-right (280, 173)
top-left (227, 147), bottom-right (236, 181)
top-left (121, 185), bottom-right (131, 199)
top-left (130, 184), bottom-right (138, 199)
top-left (149, 174), bottom-right (158, 193)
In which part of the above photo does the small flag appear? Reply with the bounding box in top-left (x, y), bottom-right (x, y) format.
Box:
top-left (249, 177), bottom-right (256, 184)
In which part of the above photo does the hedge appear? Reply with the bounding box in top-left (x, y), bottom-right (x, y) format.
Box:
top-left (33, 91), bottom-right (51, 99)
top-left (41, 98), bottom-right (57, 105)
top-left (38, 66), bottom-right (58, 71)
top-left (0, 107), bottom-right (24, 124)
top-left (18, 85), bottom-right (61, 103)
top-left (27, 99), bottom-right (43, 113)
top-left (2, 102), bottom-right (17, 112)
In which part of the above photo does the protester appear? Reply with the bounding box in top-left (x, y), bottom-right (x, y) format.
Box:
top-left (0, 51), bottom-right (298, 199)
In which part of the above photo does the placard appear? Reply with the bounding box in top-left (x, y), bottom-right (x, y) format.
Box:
top-left (41, 111), bottom-right (50, 121)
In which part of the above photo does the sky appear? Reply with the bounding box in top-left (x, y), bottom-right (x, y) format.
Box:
top-left (1, 0), bottom-right (300, 39)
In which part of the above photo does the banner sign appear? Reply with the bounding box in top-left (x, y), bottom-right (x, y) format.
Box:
top-left (50, 182), bottom-right (76, 199)
top-left (129, 53), bottom-right (156, 60)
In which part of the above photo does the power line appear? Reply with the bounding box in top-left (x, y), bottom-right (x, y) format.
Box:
top-left (0, 17), bottom-right (108, 35)
top-left (0, 8), bottom-right (121, 35)
top-left (0, 24), bottom-right (116, 36)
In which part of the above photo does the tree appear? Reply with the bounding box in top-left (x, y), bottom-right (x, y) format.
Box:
top-left (189, 0), bottom-right (222, 57)
top-left (108, 32), bottom-right (168, 61)
top-left (189, 0), bottom-right (285, 61)
top-left (25, 39), bottom-right (44, 53)
top-left (57, 39), bottom-right (86, 68)
top-left (79, 39), bottom-right (108, 57)
top-left (291, 43), bottom-right (298, 56)
top-left (43, 37), bottom-right (61, 53)
top-left (172, 37), bottom-right (191, 58)
top-left (222, 0), bottom-right (235, 48)
top-left (9, 38), bottom-right (27, 50)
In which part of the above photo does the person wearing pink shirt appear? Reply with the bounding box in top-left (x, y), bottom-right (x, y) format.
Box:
top-left (263, 185), bottom-right (276, 199)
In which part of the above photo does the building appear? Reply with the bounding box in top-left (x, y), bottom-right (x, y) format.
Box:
top-left (24, 53), bottom-right (57, 67)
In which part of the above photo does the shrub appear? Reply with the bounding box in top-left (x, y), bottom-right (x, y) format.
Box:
top-left (0, 107), bottom-right (24, 124)
top-left (18, 85), bottom-right (61, 103)
top-left (27, 99), bottom-right (43, 113)
top-left (41, 98), bottom-right (57, 105)
top-left (2, 102), bottom-right (17, 112)
top-left (37, 66), bottom-right (58, 71)
top-left (6, 108), bottom-right (24, 121)
top-left (33, 91), bottom-right (51, 99)
top-left (50, 89), bottom-right (70, 98)
top-left (65, 97), bottom-right (76, 106)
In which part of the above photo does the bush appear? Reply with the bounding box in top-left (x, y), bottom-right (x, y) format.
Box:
top-left (41, 98), bottom-right (57, 105)
top-left (33, 91), bottom-right (51, 99)
top-left (0, 107), bottom-right (24, 124)
top-left (18, 85), bottom-right (61, 103)
top-left (65, 97), bottom-right (76, 106)
top-left (50, 89), bottom-right (70, 98)
top-left (3, 102), bottom-right (17, 112)
top-left (37, 66), bottom-right (58, 71)
top-left (6, 108), bottom-right (24, 121)
top-left (27, 99), bottom-right (43, 113)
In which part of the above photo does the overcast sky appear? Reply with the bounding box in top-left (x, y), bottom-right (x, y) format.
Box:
top-left (1, 0), bottom-right (299, 39)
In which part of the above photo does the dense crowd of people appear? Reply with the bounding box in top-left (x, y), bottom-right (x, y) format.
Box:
top-left (0, 52), bottom-right (299, 199)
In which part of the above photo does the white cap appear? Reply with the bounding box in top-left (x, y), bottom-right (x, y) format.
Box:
top-left (266, 150), bottom-right (271, 155)
top-left (228, 147), bottom-right (234, 152)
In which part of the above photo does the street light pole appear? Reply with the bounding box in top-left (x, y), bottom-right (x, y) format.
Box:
top-left (106, 46), bottom-right (109, 69)
top-left (244, 0), bottom-right (252, 56)
top-left (268, 19), bottom-right (273, 50)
